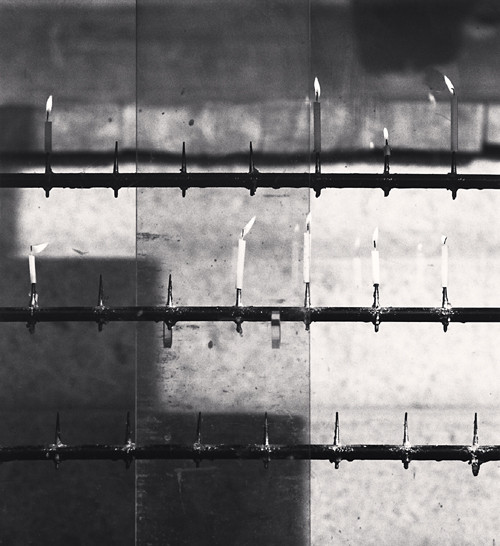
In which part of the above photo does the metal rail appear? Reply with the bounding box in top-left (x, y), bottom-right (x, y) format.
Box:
top-left (2, 172), bottom-right (500, 198)
top-left (4, 413), bottom-right (490, 476)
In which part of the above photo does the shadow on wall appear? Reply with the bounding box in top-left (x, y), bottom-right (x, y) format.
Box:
top-left (352, 0), bottom-right (474, 72)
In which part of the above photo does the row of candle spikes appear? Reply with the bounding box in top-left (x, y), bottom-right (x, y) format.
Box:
top-left (38, 71), bottom-right (460, 198)
top-left (24, 270), bottom-right (454, 344)
top-left (2, 411), bottom-right (486, 476)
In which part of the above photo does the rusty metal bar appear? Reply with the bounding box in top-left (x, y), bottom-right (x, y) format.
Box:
top-left (1, 172), bottom-right (500, 197)
top-left (2, 413), bottom-right (491, 475)
top-left (7, 305), bottom-right (500, 326)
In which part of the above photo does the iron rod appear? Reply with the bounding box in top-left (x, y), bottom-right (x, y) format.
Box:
top-left (0, 443), bottom-right (497, 464)
top-left (6, 305), bottom-right (500, 324)
top-left (1, 172), bottom-right (500, 193)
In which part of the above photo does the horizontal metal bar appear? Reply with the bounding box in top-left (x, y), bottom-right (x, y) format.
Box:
top-left (8, 306), bottom-right (500, 324)
top-left (0, 443), bottom-right (495, 463)
top-left (1, 172), bottom-right (500, 193)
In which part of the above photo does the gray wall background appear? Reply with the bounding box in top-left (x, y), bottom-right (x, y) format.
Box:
top-left (1, 0), bottom-right (500, 544)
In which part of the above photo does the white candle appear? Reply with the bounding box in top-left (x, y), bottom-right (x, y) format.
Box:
top-left (29, 254), bottom-right (36, 284)
top-left (443, 76), bottom-right (458, 152)
top-left (29, 243), bottom-right (49, 284)
top-left (45, 95), bottom-right (53, 154)
top-left (303, 213), bottom-right (311, 283)
top-left (235, 216), bottom-right (256, 290)
top-left (371, 227), bottom-right (380, 285)
top-left (313, 77), bottom-right (321, 153)
top-left (441, 235), bottom-right (448, 288)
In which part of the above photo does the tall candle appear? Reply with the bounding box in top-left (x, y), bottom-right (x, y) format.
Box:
top-left (29, 243), bottom-right (49, 284)
top-left (371, 227), bottom-right (380, 285)
top-left (236, 216), bottom-right (256, 289)
top-left (303, 213), bottom-right (311, 283)
top-left (313, 77), bottom-right (321, 153)
top-left (441, 235), bottom-right (448, 288)
top-left (45, 95), bottom-right (53, 154)
top-left (443, 76), bottom-right (458, 152)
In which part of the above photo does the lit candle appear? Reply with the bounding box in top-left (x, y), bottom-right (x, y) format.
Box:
top-left (443, 75), bottom-right (458, 153)
top-left (313, 77), bottom-right (321, 154)
top-left (383, 127), bottom-right (391, 158)
top-left (236, 216), bottom-right (256, 290)
top-left (29, 243), bottom-right (49, 284)
top-left (371, 227), bottom-right (380, 285)
top-left (441, 235), bottom-right (448, 288)
top-left (45, 95), bottom-right (53, 154)
top-left (303, 213), bottom-right (311, 283)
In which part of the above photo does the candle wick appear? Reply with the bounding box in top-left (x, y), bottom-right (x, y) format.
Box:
top-left (315, 92), bottom-right (318, 102)
top-left (373, 241), bottom-right (377, 249)
top-left (385, 139), bottom-right (388, 146)
top-left (46, 111), bottom-right (49, 122)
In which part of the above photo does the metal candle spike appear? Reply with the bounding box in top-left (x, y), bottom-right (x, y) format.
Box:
top-left (402, 412), bottom-right (411, 469)
top-left (163, 274), bottom-right (174, 348)
top-left (470, 413), bottom-right (480, 476)
top-left (332, 412), bottom-right (341, 469)
top-left (123, 411), bottom-right (134, 469)
top-left (303, 213), bottom-right (311, 311)
top-left (180, 142), bottom-right (188, 196)
top-left (112, 141), bottom-right (120, 197)
top-left (262, 412), bottom-right (270, 469)
top-left (193, 412), bottom-right (203, 468)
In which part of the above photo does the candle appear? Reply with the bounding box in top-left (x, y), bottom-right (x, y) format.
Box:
top-left (29, 243), bottom-right (49, 284)
top-left (441, 235), bottom-right (448, 288)
top-left (443, 75), bottom-right (458, 152)
top-left (235, 216), bottom-right (256, 289)
top-left (371, 227), bottom-right (380, 285)
top-left (303, 213), bottom-right (311, 283)
top-left (383, 127), bottom-right (391, 158)
top-left (45, 95), bottom-right (53, 154)
top-left (313, 77), bottom-right (321, 153)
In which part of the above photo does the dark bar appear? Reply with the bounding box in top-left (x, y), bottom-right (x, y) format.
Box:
top-left (2, 305), bottom-right (500, 324)
top-left (1, 172), bottom-right (500, 194)
top-left (0, 443), bottom-right (499, 464)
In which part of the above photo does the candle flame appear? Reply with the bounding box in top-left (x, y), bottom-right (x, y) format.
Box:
top-left (372, 227), bottom-right (379, 248)
top-left (443, 75), bottom-right (455, 95)
top-left (305, 212), bottom-right (311, 232)
top-left (241, 216), bottom-right (256, 239)
top-left (428, 92), bottom-right (436, 106)
top-left (383, 127), bottom-right (389, 141)
top-left (314, 77), bottom-right (320, 100)
top-left (30, 242), bottom-right (49, 254)
top-left (46, 95), bottom-right (53, 115)
top-left (441, 235), bottom-right (447, 246)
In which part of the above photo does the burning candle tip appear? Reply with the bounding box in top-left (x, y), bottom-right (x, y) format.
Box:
top-left (314, 77), bottom-right (320, 101)
top-left (443, 75), bottom-right (455, 95)
top-left (46, 95), bottom-right (53, 120)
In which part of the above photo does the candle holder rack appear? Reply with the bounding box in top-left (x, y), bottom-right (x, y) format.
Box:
top-left (2, 143), bottom-right (500, 199)
top-left (0, 412), bottom-right (492, 477)
top-left (11, 272), bottom-right (497, 344)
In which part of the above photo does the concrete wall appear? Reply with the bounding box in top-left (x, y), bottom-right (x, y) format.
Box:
top-left (1, 1), bottom-right (500, 544)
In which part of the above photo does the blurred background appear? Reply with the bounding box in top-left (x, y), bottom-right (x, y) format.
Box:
top-left (1, 0), bottom-right (500, 544)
